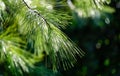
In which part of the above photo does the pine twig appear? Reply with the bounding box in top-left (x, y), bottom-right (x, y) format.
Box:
top-left (22, 0), bottom-right (48, 25)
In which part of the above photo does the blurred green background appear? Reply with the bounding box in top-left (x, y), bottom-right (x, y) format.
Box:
top-left (60, 0), bottom-right (120, 76)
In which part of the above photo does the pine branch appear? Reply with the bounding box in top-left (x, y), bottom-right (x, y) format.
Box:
top-left (1, 0), bottom-right (85, 75)
top-left (20, 0), bottom-right (85, 71)
top-left (22, 0), bottom-right (48, 26)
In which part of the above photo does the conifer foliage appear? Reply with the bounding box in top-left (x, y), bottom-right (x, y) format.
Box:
top-left (0, 0), bottom-right (84, 75)
top-left (0, 0), bottom-right (113, 76)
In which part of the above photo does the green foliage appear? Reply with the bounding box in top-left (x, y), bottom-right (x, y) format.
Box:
top-left (67, 0), bottom-right (115, 28)
top-left (68, 0), bottom-right (115, 17)
top-left (0, 0), bottom-right (116, 76)
top-left (0, 0), bottom-right (85, 75)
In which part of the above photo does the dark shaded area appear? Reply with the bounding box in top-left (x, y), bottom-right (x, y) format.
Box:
top-left (62, 0), bottom-right (120, 76)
